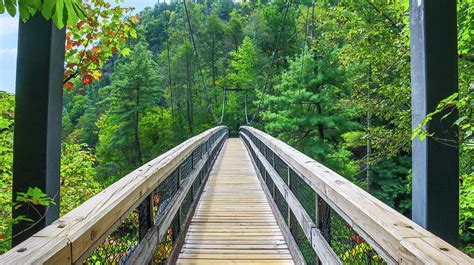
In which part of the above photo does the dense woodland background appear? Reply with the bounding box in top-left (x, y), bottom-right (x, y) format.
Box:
top-left (0, 0), bottom-right (472, 256)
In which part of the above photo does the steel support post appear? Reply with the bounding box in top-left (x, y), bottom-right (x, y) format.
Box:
top-left (12, 14), bottom-right (65, 246)
top-left (410, 0), bottom-right (459, 245)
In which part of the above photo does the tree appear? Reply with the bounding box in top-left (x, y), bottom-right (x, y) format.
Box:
top-left (0, 0), bottom-right (85, 29)
top-left (64, 0), bottom-right (139, 90)
top-left (261, 45), bottom-right (358, 177)
top-left (202, 12), bottom-right (225, 94)
top-left (96, 42), bottom-right (161, 181)
top-left (60, 138), bottom-right (102, 215)
top-left (225, 36), bottom-right (260, 130)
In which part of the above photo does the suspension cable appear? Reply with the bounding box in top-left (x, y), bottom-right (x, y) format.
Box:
top-left (244, 89), bottom-right (250, 124)
top-left (182, 0), bottom-right (218, 123)
top-left (248, 0), bottom-right (292, 125)
top-left (297, 2), bottom-right (311, 108)
top-left (218, 87), bottom-right (226, 125)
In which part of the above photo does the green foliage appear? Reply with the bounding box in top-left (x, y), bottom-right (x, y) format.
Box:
top-left (95, 41), bottom-right (163, 182)
top-left (15, 187), bottom-right (55, 208)
top-left (60, 138), bottom-right (102, 215)
top-left (371, 156), bottom-right (411, 216)
top-left (0, 92), bottom-right (15, 253)
top-left (0, 0), bottom-right (473, 257)
top-left (0, 0), bottom-right (86, 29)
top-left (261, 46), bottom-right (358, 177)
top-left (460, 172), bottom-right (474, 256)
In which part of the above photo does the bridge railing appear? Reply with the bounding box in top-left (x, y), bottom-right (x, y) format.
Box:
top-left (0, 126), bottom-right (228, 265)
top-left (240, 126), bottom-right (472, 264)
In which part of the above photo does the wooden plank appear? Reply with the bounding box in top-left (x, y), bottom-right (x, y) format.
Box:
top-left (240, 126), bottom-right (474, 264)
top-left (0, 126), bottom-right (227, 264)
top-left (177, 139), bottom-right (295, 265)
top-left (241, 132), bottom-right (341, 265)
top-left (177, 259), bottom-right (295, 265)
top-left (178, 253), bottom-right (293, 259)
top-left (249, 145), bottom-right (306, 265)
top-left (399, 237), bottom-right (473, 264)
top-left (0, 237), bottom-right (71, 265)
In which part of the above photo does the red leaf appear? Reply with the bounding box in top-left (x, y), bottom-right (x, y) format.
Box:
top-left (66, 40), bottom-right (73, 50)
top-left (82, 75), bottom-right (93, 85)
top-left (64, 82), bottom-right (75, 91)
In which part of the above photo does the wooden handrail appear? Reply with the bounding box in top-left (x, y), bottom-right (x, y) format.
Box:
top-left (0, 126), bottom-right (228, 265)
top-left (240, 126), bottom-right (473, 264)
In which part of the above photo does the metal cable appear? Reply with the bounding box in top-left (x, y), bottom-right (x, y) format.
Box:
top-left (182, 0), bottom-right (218, 123)
top-left (249, 0), bottom-right (292, 125)
top-left (218, 87), bottom-right (226, 125)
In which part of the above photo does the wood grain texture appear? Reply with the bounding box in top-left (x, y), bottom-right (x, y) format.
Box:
top-left (240, 126), bottom-right (474, 264)
top-left (240, 132), bottom-right (340, 265)
top-left (177, 139), bottom-right (295, 265)
top-left (0, 126), bottom-right (226, 265)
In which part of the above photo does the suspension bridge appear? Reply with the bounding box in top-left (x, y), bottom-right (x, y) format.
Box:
top-left (1, 0), bottom-right (471, 264)
top-left (1, 126), bottom-right (472, 264)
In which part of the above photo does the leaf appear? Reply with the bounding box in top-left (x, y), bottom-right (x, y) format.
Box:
top-left (129, 28), bottom-right (137, 39)
top-left (120, 47), bottom-right (131, 56)
top-left (64, 81), bottom-right (75, 91)
top-left (130, 15), bottom-right (139, 24)
top-left (5, 0), bottom-right (16, 17)
top-left (52, 0), bottom-right (64, 29)
top-left (0, 119), bottom-right (10, 129)
top-left (65, 0), bottom-right (79, 26)
top-left (41, 0), bottom-right (55, 19)
top-left (82, 75), bottom-right (93, 85)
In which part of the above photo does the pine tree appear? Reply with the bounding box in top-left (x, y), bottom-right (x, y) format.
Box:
top-left (261, 43), bottom-right (358, 176)
top-left (96, 42), bottom-right (162, 179)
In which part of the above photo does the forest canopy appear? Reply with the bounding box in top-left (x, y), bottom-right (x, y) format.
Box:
top-left (0, 0), bottom-right (472, 257)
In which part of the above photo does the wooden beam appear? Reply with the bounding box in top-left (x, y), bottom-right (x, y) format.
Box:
top-left (241, 133), bottom-right (340, 265)
top-left (240, 126), bottom-right (473, 264)
top-left (0, 127), bottom-right (227, 264)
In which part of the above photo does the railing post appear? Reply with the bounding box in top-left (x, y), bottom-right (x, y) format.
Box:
top-left (316, 194), bottom-right (331, 244)
top-left (178, 164), bottom-right (182, 190)
top-left (139, 194), bottom-right (153, 240)
top-left (287, 166), bottom-right (291, 228)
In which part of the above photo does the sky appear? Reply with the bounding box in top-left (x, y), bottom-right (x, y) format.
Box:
top-left (0, 0), bottom-right (155, 93)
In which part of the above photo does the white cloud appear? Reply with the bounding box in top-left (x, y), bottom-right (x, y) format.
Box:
top-left (0, 15), bottom-right (19, 37)
top-left (0, 47), bottom-right (17, 57)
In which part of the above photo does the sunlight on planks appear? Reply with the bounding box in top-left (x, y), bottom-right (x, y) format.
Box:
top-left (177, 138), bottom-right (295, 265)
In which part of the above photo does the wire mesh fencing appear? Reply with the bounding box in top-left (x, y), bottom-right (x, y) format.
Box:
top-left (240, 128), bottom-right (386, 265)
top-left (328, 208), bottom-right (386, 264)
top-left (152, 128), bottom-right (228, 264)
top-left (82, 128), bottom-right (228, 265)
top-left (84, 207), bottom-right (140, 264)
top-left (290, 210), bottom-right (318, 264)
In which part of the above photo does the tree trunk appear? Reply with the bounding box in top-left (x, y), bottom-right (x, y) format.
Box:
top-left (316, 103), bottom-right (324, 140)
top-left (186, 56), bottom-right (194, 134)
top-left (134, 85), bottom-right (143, 166)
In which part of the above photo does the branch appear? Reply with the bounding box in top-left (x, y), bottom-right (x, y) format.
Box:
top-left (366, 1), bottom-right (402, 33)
top-left (459, 53), bottom-right (474, 63)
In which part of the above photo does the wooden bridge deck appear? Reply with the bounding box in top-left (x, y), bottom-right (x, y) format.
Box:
top-left (177, 138), bottom-right (295, 264)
